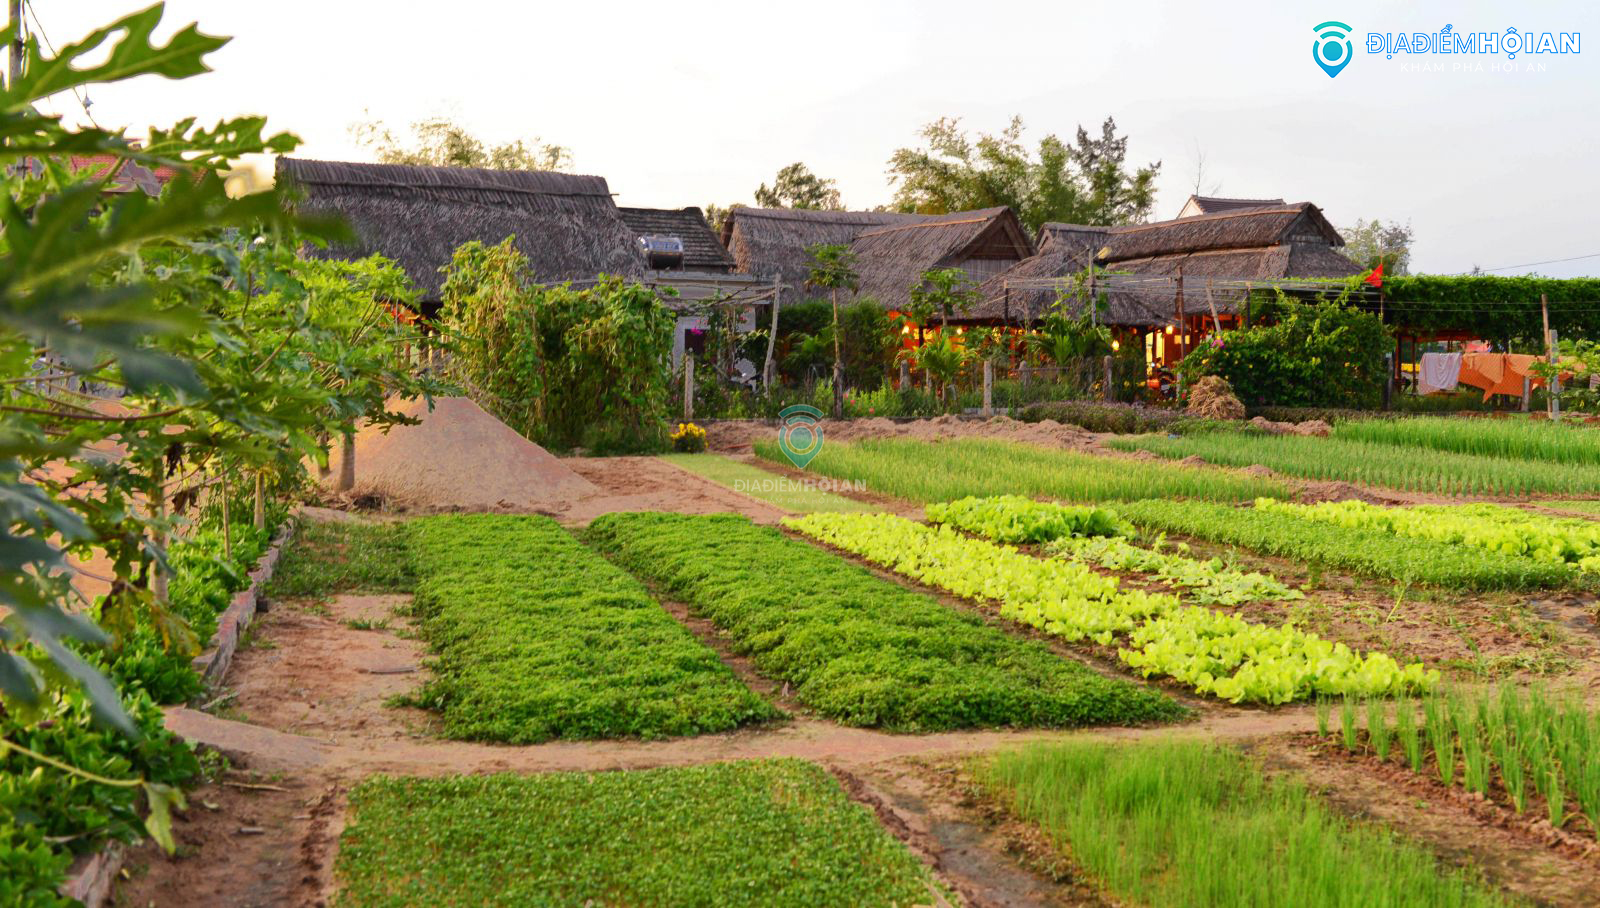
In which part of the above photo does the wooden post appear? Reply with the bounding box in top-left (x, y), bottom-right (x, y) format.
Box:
top-left (1175, 270), bottom-right (1186, 362)
top-left (982, 359), bottom-right (994, 417)
top-left (253, 472), bottom-right (266, 530)
top-left (1521, 376), bottom-right (1532, 413)
top-left (763, 280), bottom-right (781, 389)
top-left (151, 460), bottom-right (167, 604)
top-left (1087, 269), bottom-right (1097, 327)
top-left (336, 429), bottom-right (355, 492)
top-left (1549, 327), bottom-right (1561, 420)
top-left (683, 352), bottom-right (695, 420)
top-left (898, 358), bottom-right (909, 390)
top-left (1382, 353), bottom-right (1393, 411)
top-left (220, 471), bottom-right (232, 561)
top-left (1020, 359), bottom-right (1032, 389)
top-left (1205, 279), bottom-right (1222, 335)
top-left (1103, 354), bottom-right (1114, 402)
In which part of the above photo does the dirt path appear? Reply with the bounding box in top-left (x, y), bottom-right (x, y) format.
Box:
top-left (558, 455), bottom-right (788, 524)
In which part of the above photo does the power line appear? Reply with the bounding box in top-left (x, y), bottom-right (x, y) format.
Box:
top-left (23, 0), bottom-right (99, 128)
top-left (1454, 252), bottom-right (1600, 275)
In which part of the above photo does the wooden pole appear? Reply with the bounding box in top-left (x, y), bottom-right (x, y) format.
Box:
top-left (220, 471), bottom-right (232, 561)
top-left (982, 359), bottom-right (993, 417)
top-left (253, 472), bottom-right (266, 530)
top-left (1175, 270), bottom-right (1186, 363)
top-left (7, 0), bottom-right (20, 89)
top-left (1204, 279), bottom-right (1222, 335)
top-left (898, 358), bottom-right (909, 390)
top-left (683, 352), bottom-right (695, 421)
top-left (1102, 354), bottom-right (1114, 402)
top-left (763, 280), bottom-right (781, 389)
top-left (1542, 294), bottom-right (1556, 418)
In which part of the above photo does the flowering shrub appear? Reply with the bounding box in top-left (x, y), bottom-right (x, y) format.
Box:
top-left (670, 422), bottom-right (708, 453)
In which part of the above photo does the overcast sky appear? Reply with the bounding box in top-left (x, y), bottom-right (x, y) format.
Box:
top-left (34, 0), bottom-right (1600, 276)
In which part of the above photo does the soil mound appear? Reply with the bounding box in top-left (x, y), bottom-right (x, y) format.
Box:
top-left (329, 397), bottom-right (597, 513)
top-left (1186, 376), bottom-right (1246, 420)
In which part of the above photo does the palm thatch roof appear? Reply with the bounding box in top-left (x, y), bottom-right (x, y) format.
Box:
top-left (1176, 195), bottom-right (1285, 218)
top-left (617, 206), bottom-right (735, 272)
top-left (274, 157), bottom-right (644, 302)
top-left (849, 207), bottom-right (1032, 312)
top-left (719, 207), bottom-right (931, 302)
top-left (963, 203), bottom-right (1360, 326)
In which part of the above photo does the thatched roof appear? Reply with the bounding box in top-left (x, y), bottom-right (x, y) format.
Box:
top-left (1177, 195), bottom-right (1285, 218)
top-left (962, 203), bottom-right (1360, 326)
top-left (720, 207), bottom-right (931, 302)
top-left (849, 207), bottom-right (1032, 312)
top-left (617, 206), bottom-right (734, 272)
top-left (274, 157), bottom-right (643, 301)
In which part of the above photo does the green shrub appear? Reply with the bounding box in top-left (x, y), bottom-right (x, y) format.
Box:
top-left (1020, 400), bottom-right (1192, 433)
top-left (585, 512), bottom-right (1186, 731)
top-left (1, 686), bottom-right (198, 903)
top-left (1177, 298), bottom-right (1389, 408)
top-left (405, 515), bottom-right (777, 743)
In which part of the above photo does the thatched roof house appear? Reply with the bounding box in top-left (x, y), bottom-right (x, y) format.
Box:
top-left (719, 207), bottom-right (930, 303)
top-left (967, 202), bottom-right (1361, 326)
top-left (850, 208), bottom-right (1033, 313)
top-left (617, 206), bottom-right (735, 272)
top-left (274, 157), bottom-right (644, 305)
top-left (1176, 195), bottom-right (1285, 218)
top-left (718, 206), bottom-right (1034, 309)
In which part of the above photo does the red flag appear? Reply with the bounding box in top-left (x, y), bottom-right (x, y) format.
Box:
top-left (1364, 263), bottom-right (1385, 288)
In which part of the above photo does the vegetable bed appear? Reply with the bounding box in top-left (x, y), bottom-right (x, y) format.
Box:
top-left (335, 760), bottom-right (945, 907)
top-left (585, 512), bottom-right (1185, 731)
top-left (405, 515), bottom-right (778, 743)
top-left (753, 437), bottom-right (1289, 504)
top-left (981, 739), bottom-right (1509, 907)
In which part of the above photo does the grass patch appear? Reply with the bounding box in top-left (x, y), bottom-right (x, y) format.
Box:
top-left (266, 518), bottom-right (414, 597)
top-left (980, 738), bottom-right (1509, 907)
top-left (1109, 432), bottom-right (1600, 497)
top-left (335, 760), bottom-right (945, 907)
top-left (1336, 416), bottom-right (1600, 465)
top-left (753, 437), bottom-right (1288, 504)
top-left (405, 514), bottom-right (778, 743)
top-left (659, 452), bottom-right (877, 513)
top-left (1539, 499), bottom-right (1600, 517)
top-left (1115, 499), bottom-right (1573, 591)
top-left (585, 512), bottom-right (1186, 731)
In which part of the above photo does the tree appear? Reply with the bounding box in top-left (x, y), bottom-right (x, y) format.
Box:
top-left (755, 162), bottom-right (844, 210)
top-left (351, 114), bottom-right (571, 171)
top-left (886, 115), bottom-right (1161, 231)
top-left (909, 267), bottom-right (981, 333)
top-left (805, 243), bottom-right (859, 418)
top-left (1340, 218), bottom-right (1414, 275)
top-left (703, 202), bottom-right (736, 235)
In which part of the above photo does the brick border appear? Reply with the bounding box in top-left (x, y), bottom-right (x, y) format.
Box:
top-left (60, 514), bottom-right (299, 907)
top-left (191, 515), bottom-right (298, 686)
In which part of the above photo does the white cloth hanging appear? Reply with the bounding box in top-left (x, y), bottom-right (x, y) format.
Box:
top-left (1417, 352), bottom-right (1463, 395)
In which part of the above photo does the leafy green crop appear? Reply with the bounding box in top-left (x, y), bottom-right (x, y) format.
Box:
top-left (1258, 499), bottom-right (1600, 573)
top-left (585, 512), bottom-right (1184, 730)
top-left (753, 437), bottom-right (1289, 504)
top-left (1114, 499), bottom-right (1573, 591)
top-left (1048, 535), bottom-right (1303, 606)
top-left (981, 738), bottom-right (1510, 907)
top-left (925, 495), bottom-right (1130, 543)
top-left (267, 518), bottom-right (416, 598)
top-left (926, 495), bottom-right (1302, 605)
top-left (1109, 432), bottom-right (1600, 497)
top-left (335, 760), bottom-right (945, 907)
top-left (404, 515), bottom-right (778, 743)
top-left (788, 513), bottom-right (1433, 704)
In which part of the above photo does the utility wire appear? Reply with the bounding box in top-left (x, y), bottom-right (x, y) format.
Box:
top-left (24, 0), bottom-right (99, 128)
top-left (1453, 252), bottom-right (1600, 275)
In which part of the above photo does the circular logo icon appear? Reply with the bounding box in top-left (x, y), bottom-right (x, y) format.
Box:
top-left (1313, 21), bottom-right (1353, 78)
top-left (777, 404), bottom-right (824, 469)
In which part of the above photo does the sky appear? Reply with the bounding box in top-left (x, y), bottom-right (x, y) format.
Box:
top-left (30, 0), bottom-right (1600, 277)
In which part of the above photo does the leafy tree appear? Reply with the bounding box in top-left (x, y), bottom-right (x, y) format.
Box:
top-left (352, 114), bottom-right (571, 171)
top-left (1340, 218), bottom-right (1414, 275)
top-left (909, 267), bottom-right (981, 333)
top-left (886, 115), bottom-right (1161, 231)
top-left (805, 243), bottom-right (859, 418)
top-left (703, 202), bottom-right (736, 235)
top-left (755, 162), bottom-right (843, 210)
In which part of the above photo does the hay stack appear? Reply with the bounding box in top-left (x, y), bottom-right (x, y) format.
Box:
top-left (1186, 376), bottom-right (1246, 420)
